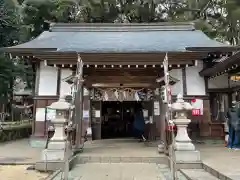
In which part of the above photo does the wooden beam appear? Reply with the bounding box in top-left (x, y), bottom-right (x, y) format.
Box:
top-left (85, 76), bottom-right (157, 85)
top-left (83, 68), bottom-right (163, 76)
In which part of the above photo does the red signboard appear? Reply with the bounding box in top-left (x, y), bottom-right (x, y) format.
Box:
top-left (192, 109), bottom-right (201, 116)
top-left (191, 98), bottom-right (203, 116)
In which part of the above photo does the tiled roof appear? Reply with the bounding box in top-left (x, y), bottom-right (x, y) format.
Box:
top-left (1, 23), bottom-right (231, 53)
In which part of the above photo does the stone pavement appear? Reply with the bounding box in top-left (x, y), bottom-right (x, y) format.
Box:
top-left (0, 165), bottom-right (48, 180)
top-left (0, 139), bottom-right (48, 180)
top-left (0, 139), bottom-right (41, 164)
top-left (197, 144), bottom-right (240, 180)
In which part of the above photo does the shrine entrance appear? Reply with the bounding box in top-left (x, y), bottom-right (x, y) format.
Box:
top-left (90, 87), bottom-right (154, 140)
top-left (101, 101), bottom-right (143, 139)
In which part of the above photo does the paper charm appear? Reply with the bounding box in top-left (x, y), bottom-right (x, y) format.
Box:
top-left (114, 90), bottom-right (119, 100)
top-left (135, 92), bottom-right (140, 101)
top-left (104, 91), bottom-right (109, 101)
top-left (123, 91), bottom-right (127, 99)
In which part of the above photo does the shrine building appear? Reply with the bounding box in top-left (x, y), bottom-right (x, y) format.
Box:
top-left (1, 23), bottom-right (238, 142)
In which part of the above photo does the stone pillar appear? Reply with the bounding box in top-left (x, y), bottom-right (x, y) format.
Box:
top-left (36, 97), bottom-right (73, 171)
top-left (171, 94), bottom-right (201, 163)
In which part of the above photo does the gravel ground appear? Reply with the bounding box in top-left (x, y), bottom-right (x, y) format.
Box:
top-left (0, 165), bottom-right (49, 180)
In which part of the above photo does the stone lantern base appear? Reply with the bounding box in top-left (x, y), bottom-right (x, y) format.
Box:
top-left (169, 145), bottom-right (201, 170)
top-left (172, 119), bottom-right (201, 164)
top-left (174, 150), bottom-right (201, 163)
top-left (35, 141), bottom-right (75, 172)
top-left (35, 97), bottom-right (75, 172)
top-left (35, 157), bottom-right (76, 172)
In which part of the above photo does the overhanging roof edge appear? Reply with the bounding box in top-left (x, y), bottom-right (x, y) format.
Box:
top-left (199, 51), bottom-right (240, 77)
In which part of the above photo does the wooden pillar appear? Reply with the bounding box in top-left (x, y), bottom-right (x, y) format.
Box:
top-left (197, 99), bottom-right (213, 138)
top-left (153, 88), bottom-right (161, 139)
top-left (74, 79), bottom-right (83, 149)
top-left (159, 96), bottom-right (167, 145)
top-left (74, 56), bottom-right (84, 149)
top-left (91, 101), bottom-right (102, 140)
top-left (83, 88), bottom-right (91, 140)
top-left (153, 88), bottom-right (166, 152)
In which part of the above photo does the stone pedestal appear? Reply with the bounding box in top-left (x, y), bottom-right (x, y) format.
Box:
top-left (171, 94), bottom-right (201, 165)
top-left (35, 97), bottom-right (74, 172)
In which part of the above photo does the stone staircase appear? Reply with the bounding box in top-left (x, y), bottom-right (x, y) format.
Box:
top-left (44, 139), bottom-right (229, 180)
top-left (49, 155), bottom-right (183, 180)
top-left (46, 154), bottom-right (227, 180)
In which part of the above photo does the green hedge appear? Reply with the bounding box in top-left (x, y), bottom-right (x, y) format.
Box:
top-left (0, 124), bottom-right (32, 142)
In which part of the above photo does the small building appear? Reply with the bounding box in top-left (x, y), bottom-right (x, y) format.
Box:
top-left (200, 51), bottom-right (240, 137)
top-left (1, 23), bottom-right (237, 142)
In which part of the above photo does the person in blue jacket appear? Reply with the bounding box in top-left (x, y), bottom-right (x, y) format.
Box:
top-left (226, 101), bottom-right (240, 150)
top-left (133, 104), bottom-right (146, 142)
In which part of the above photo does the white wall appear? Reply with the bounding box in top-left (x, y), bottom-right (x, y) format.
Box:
top-left (60, 69), bottom-right (72, 97)
top-left (38, 62), bottom-right (58, 95)
top-left (186, 61), bottom-right (206, 96)
top-left (208, 74), bottom-right (229, 89)
top-left (170, 69), bottom-right (183, 95)
top-left (36, 63), bottom-right (58, 122)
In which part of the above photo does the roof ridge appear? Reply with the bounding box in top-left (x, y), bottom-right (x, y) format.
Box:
top-left (50, 22), bottom-right (195, 32)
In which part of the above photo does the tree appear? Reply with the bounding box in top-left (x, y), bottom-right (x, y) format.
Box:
top-left (0, 0), bottom-right (33, 112)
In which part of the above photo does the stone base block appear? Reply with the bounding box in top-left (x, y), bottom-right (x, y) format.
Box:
top-left (41, 149), bottom-right (65, 161)
top-left (158, 144), bottom-right (164, 153)
top-left (47, 141), bottom-right (66, 149)
top-left (174, 150), bottom-right (201, 163)
top-left (29, 137), bottom-right (48, 148)
top-left (35, 155), bottom-right (77, 172)
top-left (174, 162), bottom-right (203, 169)
top-left (35, 160), bottom-right (65, 172)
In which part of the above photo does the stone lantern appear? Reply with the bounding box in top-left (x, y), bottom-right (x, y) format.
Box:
top-left (171, 94), bottom-right (201, 163)
top-left (36, 96), bottom-right (73, 171)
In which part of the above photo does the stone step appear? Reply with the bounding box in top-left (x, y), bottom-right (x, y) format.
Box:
top-left (52, 163), bottom-right (179, 180)
top-left (167, 157), bottom-right (203, 169)
top-left (180, 169), bottom-right (220, 180)
top-left (77, 155), bottom-right (168, 164)
top-left (202, 163), bottom-right (232, 180)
